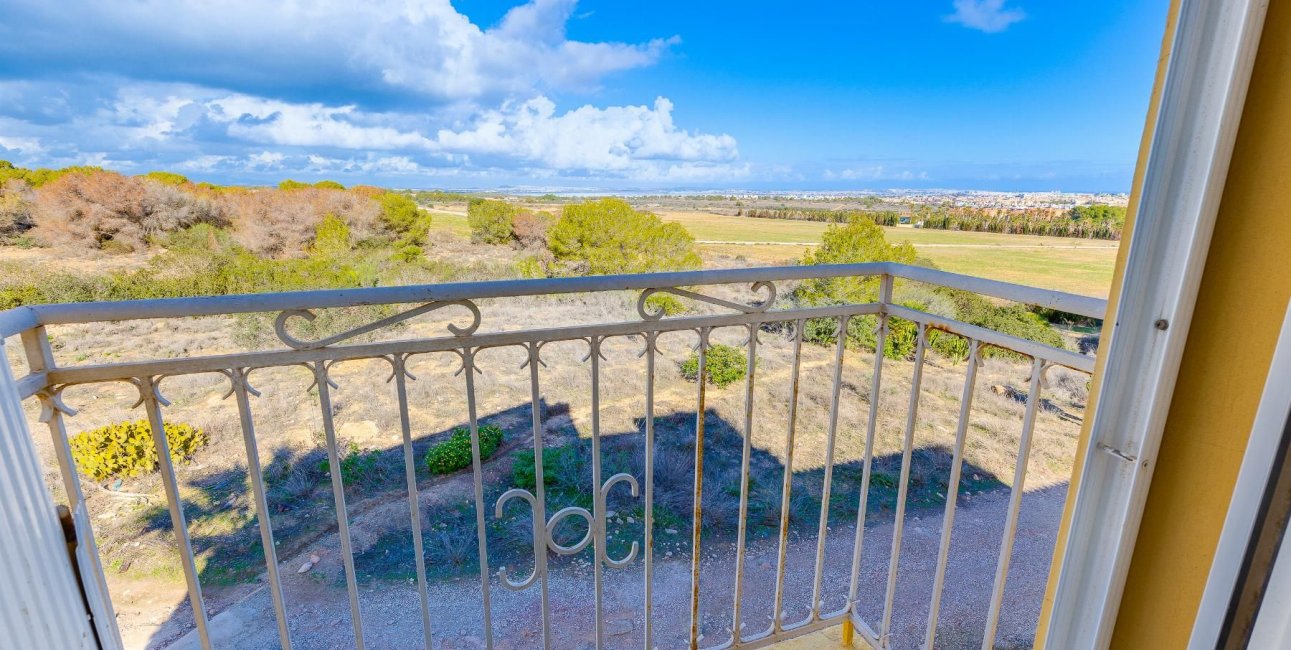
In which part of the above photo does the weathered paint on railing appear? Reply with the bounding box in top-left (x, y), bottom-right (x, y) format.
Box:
top-left (0, 265), bottom-right (1102, 650)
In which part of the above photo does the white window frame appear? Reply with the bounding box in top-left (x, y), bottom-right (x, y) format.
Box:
top-left (1043, 0), bottom-right (1270, 647)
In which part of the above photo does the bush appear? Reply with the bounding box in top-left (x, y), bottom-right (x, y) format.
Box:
top-left (548, 199), bottom-right (701, 274)
top-left (223, 187), bottom-right (379, 257)
top-left (795, 216), bottom-right (916, 305)
top-left (680, 344), bottom-right (748, 388)
top-left (142, 171), bottom-right (189, 186)
top-left (311, 213), bottom-right (352, 256)
top-left (379, 192), bottom-right (431, 247)
top-left (318, 442), bottom-right (383, 487)
top-left (31, 170), bottom-right (228, 251)
top-left (467, 199), bottom-right (516, 244)
top-left (515, 255), bottom-right (546, 278)
top-left (278, 179), bottom-right (310, 191)
top-left (511, 209), bottom-right (553, 248)
top-left (313, 180), bottom-right (345, 190)
top-left (425, 424), bottom-right (504, 475)
top-left (644, 292), bottom-right (688, 316)
top-left (69, 420), bottom-right (207, 481)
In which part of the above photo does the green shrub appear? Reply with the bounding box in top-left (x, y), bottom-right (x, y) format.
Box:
top-left (515, 255), bottom-right (546, 278)
top-left (277, 179), bottom-right (310, 191)
top-left (511, 445), bottom-right (581, 491)
top-left (310, 213), bottom-right (352, 256)
top-left (644, 293), bottom-right (688, 316)
top-left (69, 420), bottom-right (207, 481)
top-left (548, 199), bottom-right (701, 274)
top-left (318, 442), bottom-right (383, 487)
top-left (425, 424), bottom-right (504, 475)
top-left (467, 199), bottom-right (516, 244)
top-left (795, 216), bottom-right (917, 305)
top-left (379, 192), bottom-right (431, 247)
top-left (394, 244), bottom-right (424, 263)
top-left (142, 171), bottom-right (189, 186)
top-left (313, 180), bottom-right (345, 190)
top-left (680, 344), bottom-right (748, 388)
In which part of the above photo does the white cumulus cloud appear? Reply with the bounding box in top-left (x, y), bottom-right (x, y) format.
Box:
top-left (945, 0), bottom-right (1025, 33)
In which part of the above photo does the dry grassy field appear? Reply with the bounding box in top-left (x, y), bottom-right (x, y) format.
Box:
top-left (426, 206), bottom-right (1118, 297)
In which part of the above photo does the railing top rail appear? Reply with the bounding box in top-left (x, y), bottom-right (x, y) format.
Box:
top-left (0, 263), bottom-right (1106, 336)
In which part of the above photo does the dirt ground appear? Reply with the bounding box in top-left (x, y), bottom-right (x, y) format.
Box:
top-left (157, 484), bottom-right (1066, 650)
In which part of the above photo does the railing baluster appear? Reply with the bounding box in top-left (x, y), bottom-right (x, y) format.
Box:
top-left (981, 358), bottom-right (1045, 650)
top-left (880, 323), bottom-right (929, 648)
top-left (689, 328), bottom-right (710, 650)
top-left (313, 363), bottom-right (366, 649)
top-left (730, 323), bottom-right (759, 645)
top-left (140, 376), bottom-right (212, 650)
top-left (922, 341), bottom-right (982, 650)
top-left (389, 356), bottom-right (434, 650)
top-left (590, 336), bottom-right (606, 649)
top-left (847, 275), bottom-right (892, 618)
top-left (228, 369), bottom-right (292, 650)
top-left (526, 344), bottom-right (553, 649)
top-left (809, 316), bottom-right (850, 624)
top-left (771, 320), bottom-right (805, 635)
top-left (643, 333), bottom-right (658, 650)
top-left (460, 349), bottom-right (495, 650)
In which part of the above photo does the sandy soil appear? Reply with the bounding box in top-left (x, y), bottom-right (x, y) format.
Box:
top-left (157, 485), bottom-right (1064, 650)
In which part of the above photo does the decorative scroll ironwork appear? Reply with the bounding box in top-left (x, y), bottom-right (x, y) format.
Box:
top-left (274, 299), bottom-right (481, 350)
top-left (494, 472), bottom-right (642, 590)
top-left (636, 281), bottom-right (777, 321)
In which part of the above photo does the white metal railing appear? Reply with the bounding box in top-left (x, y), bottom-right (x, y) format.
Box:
top-left (0, 262), bottom-right (1104, 650)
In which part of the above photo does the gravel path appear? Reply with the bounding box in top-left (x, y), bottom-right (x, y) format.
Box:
top-left (163, 484), bottom-right (1064, 650)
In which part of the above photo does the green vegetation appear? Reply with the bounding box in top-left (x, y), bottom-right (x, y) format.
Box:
top-left (378, 191), bottom-right (431, 248)
top-left (681, 344), bottom-right (748, 388)
top-left (424, 424), bottom-right (504, 475)
top-left (744, 207), bottom-right (902, 226)
top-left (549, 198), bottom-right (701, 274)
top-left (795, 216), bottom-right (917, 305)
top-left (318, 442), bottom-right (385, 488)
top-left (69, 420), bottom-right (207, 481)
top-left (644, 292), bottom-right (688, 316)
top-left (795, 215), bottom-right (1068, 360)
top-left (0, 217), bottom-right (450, 310)
top-left (0, 159), bottom-right (105, 188)
top-left (141, 171), bottom-right (190, 186)
top-left (467, 198), bottom-right (517, 244)
top-left (913, 203), bottom-right (1124, 239)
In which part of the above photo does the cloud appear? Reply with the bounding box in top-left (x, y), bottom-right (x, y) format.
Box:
top-left (0, 1), bottom-right (748, 184)
top-left (945, 0), bottom-right (1025, 33)
top-left (0, 0), bottom-right (675, 105)
top-left (435, 96), bottom-right (738, 172)
top-left (0, 79), bottom-right (743, 183)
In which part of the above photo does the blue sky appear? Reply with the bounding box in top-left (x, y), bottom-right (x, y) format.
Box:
top-left (0, 0), bottom-right (1168, 191)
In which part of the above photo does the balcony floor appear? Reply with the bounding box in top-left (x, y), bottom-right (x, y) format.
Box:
top-left (767, 624), bottom-right (862, 649)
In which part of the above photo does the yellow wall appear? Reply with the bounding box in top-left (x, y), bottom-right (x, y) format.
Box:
top-left (1111, 1), bottom-right (1291, 645)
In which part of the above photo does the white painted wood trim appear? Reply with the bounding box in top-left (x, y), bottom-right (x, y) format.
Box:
top-left (1043, 0), bottom-right (1271, 647)
top-left (1188, 301), bottom-right (1291, 648)
top-left (0, 344), bottom-right (97, 649)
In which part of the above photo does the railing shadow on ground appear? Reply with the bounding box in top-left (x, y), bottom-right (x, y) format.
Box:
top-left (143, 402), bottom-right (1019, 648)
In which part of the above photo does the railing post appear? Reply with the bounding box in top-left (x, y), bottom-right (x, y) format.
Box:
top-left (0, 343), bottom-right (98, 649)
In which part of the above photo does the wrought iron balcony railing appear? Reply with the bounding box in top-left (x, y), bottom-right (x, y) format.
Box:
top-left (0, 262), bottom-right (1105, 650)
